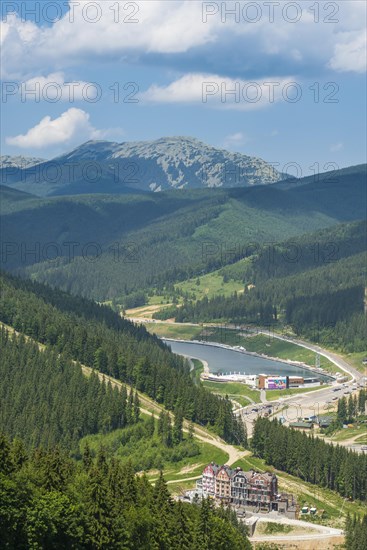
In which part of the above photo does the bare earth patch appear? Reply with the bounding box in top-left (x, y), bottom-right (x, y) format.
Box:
top-left (125, 304), bottom-right (172, 318)
top-left (179, 463), bottom-right (204, 474)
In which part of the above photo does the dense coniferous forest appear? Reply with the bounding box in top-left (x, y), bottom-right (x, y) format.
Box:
top-left (0, 432), bottom-right (251, 549)
top-left (336, 391), bottom-right (367, 425)
top-left (252, 418), bottom-right (367, 502)
top-left (0, 272), bottom-right (246, 446)
top-left (0, 328), bottom-right (140, 450)
top-left (345, 514), bottom-right (367, 550)
top-left (154, 221), bottom-right (367, 353)
top-left (1, 165), bottom-right (365, 300)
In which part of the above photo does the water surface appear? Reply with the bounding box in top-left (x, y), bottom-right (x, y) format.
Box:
top-left (163, 339), bottom-right (331, 381)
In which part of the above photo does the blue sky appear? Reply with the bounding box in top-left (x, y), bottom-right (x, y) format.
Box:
top-left (1, 0), bottom-right (366, 176)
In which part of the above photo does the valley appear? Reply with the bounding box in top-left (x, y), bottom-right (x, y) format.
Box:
top-left (1, 160), bottom-right (366, 549)
top-left (2, 1), bottom-right (367, 546)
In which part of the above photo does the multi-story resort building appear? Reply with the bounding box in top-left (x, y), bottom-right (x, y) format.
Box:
top-left (200, 463), bottom-right (278, 510)
top-left (202, 462), bottom-right (219, 496)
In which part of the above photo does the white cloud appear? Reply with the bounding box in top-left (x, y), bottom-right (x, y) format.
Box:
top-left (0, 1), bottom-right (216, 78)
top-left (329, 31), bottom-right (367, 73)
top-left (223, 132), bottom-right (249, 150)
top-left (226, 132), bottom-right (245, 143)
top-left (6, 108), bottom-right (107, 149)
top-left (330, 142), bottom-right (344, 152)
top-left (20, 72), bottom-right (93, 102)
top-left (1, 1), bottom-right (366, 79)
top-left (141, 73), bottom-right (296, 110)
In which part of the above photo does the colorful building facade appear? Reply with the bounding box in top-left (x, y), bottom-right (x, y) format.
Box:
top-left (202, 464), bottom-right (278, 509)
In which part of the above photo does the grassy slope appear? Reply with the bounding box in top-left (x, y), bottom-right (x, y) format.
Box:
top-left (144, 322), bottom-right (203, 340)
top-left (80, 427), bottom-right (229, 482)
top-left (191, 358), bottom-right (204, 384)
top-left (175, 271), bottom-right (244, 301)
top-left (327, 425), bottom-right (367, 442)
top-left (343, 351), bottom-right (367, 374)
top-left (266, 386), bottom-right (328, 401)
top-left (202, 380), bottom-right (261, 404)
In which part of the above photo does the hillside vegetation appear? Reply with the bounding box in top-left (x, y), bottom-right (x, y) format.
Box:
top-left (0, 272), bottom-right (246, 446)
top-left (155, 220), bottom-right (367, 354)
top-left (0, 432), bottom-right (251, 549)
top-left (1, 164), bottom-right (365, 301)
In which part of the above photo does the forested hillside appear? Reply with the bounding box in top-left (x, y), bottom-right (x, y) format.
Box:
top-left (0, 272), bottom-right (246, 445)
top-left (0, 274), bottom-right (252, 548)
top-left (252, 418), bottom-right (367, 502)
top-left (1, 164), bottom-right (365, 300)
top-left (0, 328), bottom-right (140, 449)
top-left (156, 221), bottom-right (367, 352)
top-left (345, 514), bottom-right (367, 550)
top-left (0, 432), bottom-right (251, 549)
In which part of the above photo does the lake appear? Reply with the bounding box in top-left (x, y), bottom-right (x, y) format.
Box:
top-left (162, 339), bottom-right (331, 381)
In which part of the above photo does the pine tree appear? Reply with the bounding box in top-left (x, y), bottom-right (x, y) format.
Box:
top-left (173, 407), bottom-right (184, 445)
top-left (84, 467), bottom-right (123, 548)
top-left (337, 397), bottom-right (347, 423)
top-left (82, 442), bottom-right (93, 472)
top-left (0, 433), bottom-right (14, 474)
top-left (133, 392), bottom-right (140, 423)
top-left (147, 413), bottom-right (155, 437)
top-left (10, 437), bottom-right (28, 471)
top-left (348, 395), bottom-right (355, 421)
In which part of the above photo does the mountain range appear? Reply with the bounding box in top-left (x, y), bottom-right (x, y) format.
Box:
top-left (1, 163), bottom-right (365, 300)
top-left (0, 137), bottom-right (287, 196)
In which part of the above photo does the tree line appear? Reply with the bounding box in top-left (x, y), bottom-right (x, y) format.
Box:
top-left (337, 391), bottom-right (366, 425)
top-left (154, 256), bottom-right (366, 353)
top-left (0, 432), bottom-right (252, 549)
top-left (0, 328), bottom-right (140, 450)
top-left (0, 272), bottom-right (246, 446)
top-left (252, 418), bottom-right (367, 502)
top-left (345, 514), bottom-right (367, 550)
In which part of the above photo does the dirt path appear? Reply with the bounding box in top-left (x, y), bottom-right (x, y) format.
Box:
top-left (324, 432), bottom-right (367, 449)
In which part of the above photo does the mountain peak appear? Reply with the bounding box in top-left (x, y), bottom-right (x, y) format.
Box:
top-left (0, 155), bottom-right (46, 170)
top-left (2, 137), bottom-right (286, 196)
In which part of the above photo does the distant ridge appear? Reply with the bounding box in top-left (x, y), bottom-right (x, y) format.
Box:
top-left (0, 136), bottom-right (287, 197)
top-left (0, 155), bottom-right (46, 169)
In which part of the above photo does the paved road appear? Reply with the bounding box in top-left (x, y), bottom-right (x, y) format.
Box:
top-left (236, 332), bottom-right (365, 446)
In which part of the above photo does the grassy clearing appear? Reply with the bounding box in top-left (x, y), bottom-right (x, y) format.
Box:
top-left (80, 421), bottom-right (228, 482)
top-left (231, 395), bottom-right (254, 407)
top-left (258, 522), bottom-right (293, 535)
top-left (266, 386), bottom-right (329, 401)
top-left (147, 441), bottom-right (228, 482)
top-left (342, 351), bottom-right (367, 374)
top-left (175, 272), bottom-right (244, 302)
top-left (144, 322), bottom-right (202, 340)
top-left (354, 434), bottom-right (367, 444)
top-left (147, 295), bottom-right (170, 306)
top-left (167, 479), bottom-right (202, 495)
top-left (328, 425), bottom-right (367, 442)
top-left (125, 304), bottom-right (172, 319)
top-left (255, 521), bottom-right (319, 536)
top-left (191, 358), bottom-right (204, 384)
top-left (240, 335), bottom-right (337, 374)
top-left (202, 380), bottom-right (261, 404)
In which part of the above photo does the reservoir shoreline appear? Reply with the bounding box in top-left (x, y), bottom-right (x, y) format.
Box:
top-left (162, 338), bottom-right (335, 382)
